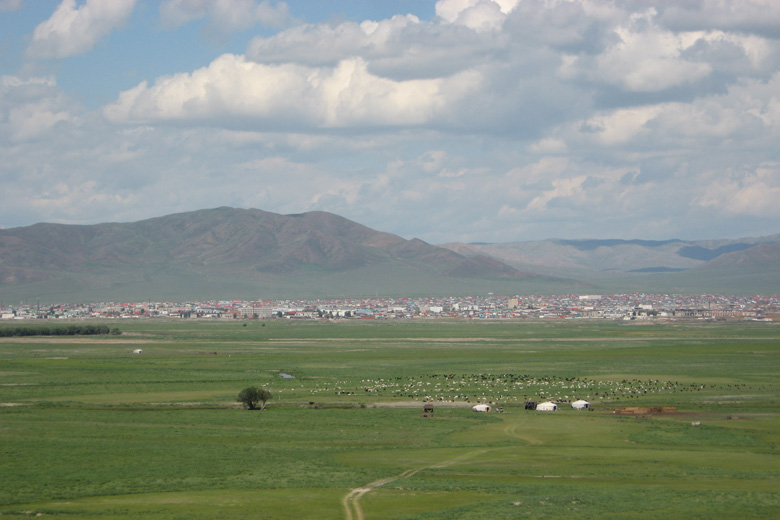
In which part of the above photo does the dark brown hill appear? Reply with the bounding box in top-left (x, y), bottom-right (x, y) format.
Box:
top-left (0, 207), bottom-right (551, 301)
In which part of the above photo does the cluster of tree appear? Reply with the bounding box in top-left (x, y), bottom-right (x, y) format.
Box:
top-left (0, 325), bottom-right (121, 337)
top-left (237, 386), bottom-right (273, 410)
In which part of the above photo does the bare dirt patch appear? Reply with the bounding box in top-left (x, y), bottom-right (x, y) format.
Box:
top-left (371, 400), bottom-right (475, 409)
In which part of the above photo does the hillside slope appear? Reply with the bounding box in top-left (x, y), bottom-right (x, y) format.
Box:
top-left (0, 207), bottom-right (556, 302)
top-left (441, 236), bottom-right (780, 294)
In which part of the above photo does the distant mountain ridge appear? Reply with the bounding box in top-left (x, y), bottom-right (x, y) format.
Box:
top-left (0, 207), bottom-right (551, 302)
top-left (441, 234), bottom-right (780, 294)
top-left (1, 207), bottom-right (778, 302)
top-left (441, 235), bottom-right (780, 274)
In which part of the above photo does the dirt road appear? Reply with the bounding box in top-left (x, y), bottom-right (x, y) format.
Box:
top-left (342, 450), bottom-right (487, 520)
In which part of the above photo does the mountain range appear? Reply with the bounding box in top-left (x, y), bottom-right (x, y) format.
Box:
top-left (1, 207), bottom-right (778, 303)
top-left (441, 236), bottom-right (780, 296)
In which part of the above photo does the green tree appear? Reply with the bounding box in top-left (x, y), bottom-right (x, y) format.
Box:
top-left (237, 386), bottom-right (273, 410)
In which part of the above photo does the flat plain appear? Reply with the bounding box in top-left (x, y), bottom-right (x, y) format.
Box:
top-left (1, 318), bottom-right (779, 519)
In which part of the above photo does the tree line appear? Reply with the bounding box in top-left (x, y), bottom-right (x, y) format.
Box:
top-left (0, 324), bottom-right (121, 337)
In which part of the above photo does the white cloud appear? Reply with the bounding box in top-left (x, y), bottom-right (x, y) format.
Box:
top-left (695, 163), bottom-right (780, 217)
top-left (103, 53), bottom-right (479, 128)
top-left (528, 138), bottom-right (567, 154)
top-left (247, 15), bottom-right (420, 67)
top-left (7, 101), bottom-right (71, 142)
top-left (436, 0), bottom-right (518, 25)
top-left (32, 180), bottom-right (126, 214)
top-left (89, 0), bottom-right (780, 241)
top-left (6, 0), bottom-right (780, 242)
top-left (26, 0), bottom-right (137, 60)
top-left (0, 75), bottom-right (57, 90)
top-left (503, 0), bottom-right (621, 50)
top-left (659, 0), bottom-right (780, 36)
top-left (526, 176), bottom-right (586, 212)
top-left (0, 75), bottom-right (75, 143)
top-left (439, 0), bottom-right (508, 33)
top-left (558, 10), bottom-right (714, 92)
top-left (576, 105), bottom-right (664, 146)
top-left (248, 14), bottom-right (501, 82)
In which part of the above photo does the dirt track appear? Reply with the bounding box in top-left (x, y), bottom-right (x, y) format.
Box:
top-left (342, 450), bottom-right (487, 520)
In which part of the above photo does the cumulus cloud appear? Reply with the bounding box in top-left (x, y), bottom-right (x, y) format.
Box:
top-left (248, 15), bottom-right (421, 67)
top-left (658, 0), bottom-right (780, 37)
top-left (160, 0), bottom-right (291, 34)
top-left (86, 0), bottom-right (780, 239)
top-left (0, 75), bottom-right (75, 143)
top-left (695, 163), bottom-right (780, 217)
top-left (7, 101), bottom-right (71, 142)
top-left (25, 0), bottom-right (137, 60)
top-left (103, 53), bottom-right (480, 129)
top-left (558, 10), bottom-right (713, 93)
top-left (112, 0), bottom-right (780, 137)
top-left (436, 0), bottom-right (518, 30)
top-left (6, 0), bottom-right (780, 241)
top-left (248, 14), bottom-right (502, 81)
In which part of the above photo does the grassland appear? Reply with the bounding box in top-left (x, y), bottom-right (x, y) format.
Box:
top-left (1, 318), bottom-right (779, 519)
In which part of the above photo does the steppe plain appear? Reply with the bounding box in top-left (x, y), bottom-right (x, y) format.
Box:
top-left (1, 318), bottom-right (779, 519)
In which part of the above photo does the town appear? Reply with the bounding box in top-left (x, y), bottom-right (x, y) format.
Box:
top-left (2, 294), bottom-right (778, 322)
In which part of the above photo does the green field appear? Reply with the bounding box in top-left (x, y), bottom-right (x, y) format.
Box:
top-left (1, 318), bottom-right (779, 519)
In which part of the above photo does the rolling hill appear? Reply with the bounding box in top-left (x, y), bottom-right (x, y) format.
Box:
top-left (0, 207), bottom-right (561, 302)
top-left (2, 208), bottom-right (777, 302)
top-left (441, 236), bottom-right (780, 295)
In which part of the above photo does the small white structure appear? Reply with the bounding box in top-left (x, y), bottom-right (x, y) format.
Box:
top-left (472, 404), bottom-right (491, 412)
top-left (536, 401), bottom-right (558, 412)
top-left (571, 400), bottom-right (590, 410)
top-left (132, 349), bottom-right (143, 354)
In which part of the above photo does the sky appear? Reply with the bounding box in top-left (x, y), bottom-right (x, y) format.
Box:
top-left (1, 0), bottom-right (780, 244)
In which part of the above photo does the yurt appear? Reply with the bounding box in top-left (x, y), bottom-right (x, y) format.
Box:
top-left (571, 400), bottom-right (590, 410)
top-left (472, 404), bottom-right (491, 412)
top-left (536, 401), bottom-right (557, 412)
